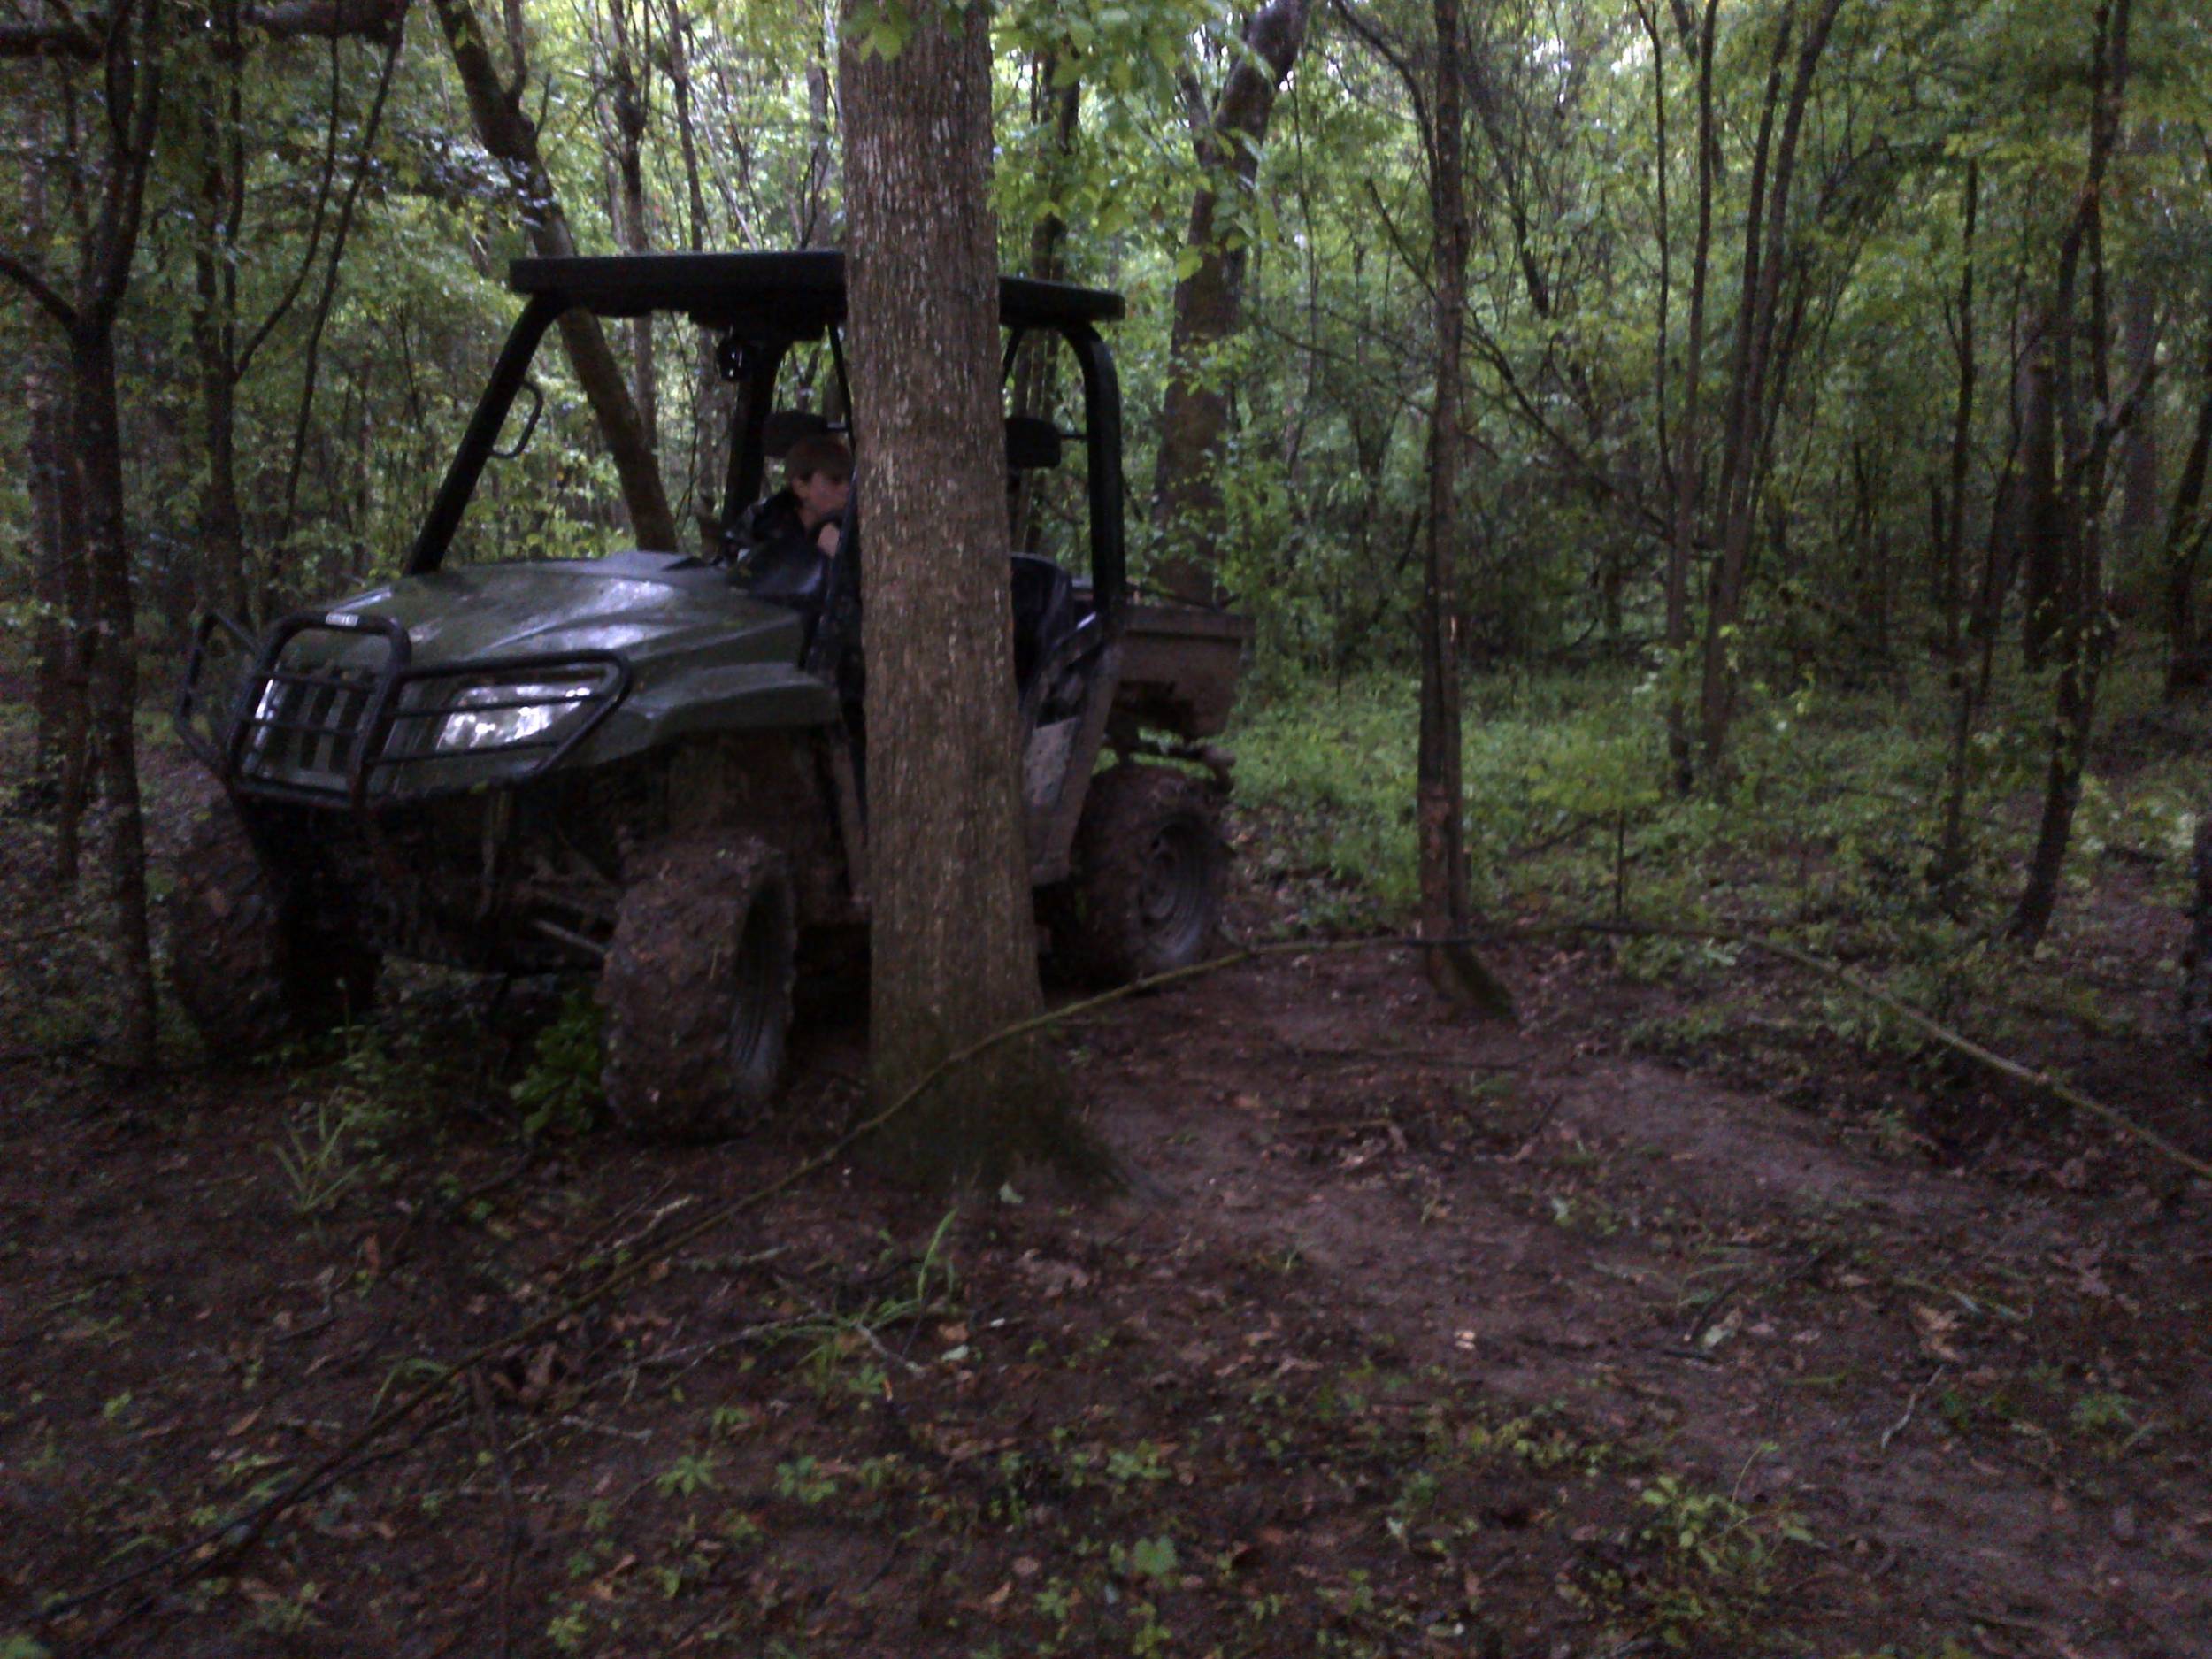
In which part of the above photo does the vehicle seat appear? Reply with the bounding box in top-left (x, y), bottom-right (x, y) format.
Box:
top-left (1010, 554), bottom-right (1079, 695)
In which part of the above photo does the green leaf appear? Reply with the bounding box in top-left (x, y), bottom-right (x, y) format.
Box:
top-left (1127, 1536), bottom-right (1179, 1580)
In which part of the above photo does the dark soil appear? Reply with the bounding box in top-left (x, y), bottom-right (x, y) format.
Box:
top-left (4, 741), bottom-right (2210, 1658)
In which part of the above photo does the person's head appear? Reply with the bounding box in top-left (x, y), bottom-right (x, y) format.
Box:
top-left (786, 434), bottom-right (852, 527)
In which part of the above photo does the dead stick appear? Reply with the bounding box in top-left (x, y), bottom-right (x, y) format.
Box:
top-left (1881, 1364), bottom-right (1947, 1453)
top-left (1514, 919), bottom-right (2212, 1187)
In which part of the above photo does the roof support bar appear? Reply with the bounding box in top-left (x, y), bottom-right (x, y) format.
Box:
top-left (405, 292), bottom-right (565, 576)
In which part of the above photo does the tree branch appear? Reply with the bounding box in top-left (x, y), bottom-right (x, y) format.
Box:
top-left (0, 0), bottom-right (402, 58)
top-left (0, 249), bottom-right (79, 327)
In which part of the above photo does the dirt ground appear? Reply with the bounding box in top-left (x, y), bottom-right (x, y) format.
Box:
top-left (4, 755), bottom-right (2210, 1657)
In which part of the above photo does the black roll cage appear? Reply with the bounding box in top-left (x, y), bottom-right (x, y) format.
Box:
top-left (403, 252), bottom-right (1127, 629)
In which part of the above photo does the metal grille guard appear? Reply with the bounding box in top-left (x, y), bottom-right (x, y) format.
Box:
top-left (178, 609), bottom-right (631, 813)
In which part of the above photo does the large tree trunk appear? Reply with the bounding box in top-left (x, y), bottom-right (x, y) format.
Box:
top-left (433, 0), bottom-right (678, 551)
top-left (1148, 0), bottom-right (1314, 604)
top-left (841, 0), bottom-right (1052, 1179)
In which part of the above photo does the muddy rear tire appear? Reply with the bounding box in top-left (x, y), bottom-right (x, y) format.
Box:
top-left (166, 798), bottom-right (381, 1054)
top-left (599, 834), bottom-right (797, 1142)
top-left (1049, 763), bottom-right (1225, 986)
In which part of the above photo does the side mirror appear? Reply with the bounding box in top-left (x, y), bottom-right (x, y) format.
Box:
top-left (494, 380), bottom-right (546, 459)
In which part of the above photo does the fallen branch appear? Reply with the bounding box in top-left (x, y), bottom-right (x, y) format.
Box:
top-left (1881, 1364), bottom-right (1947, 1453)
top-left (1516, 918), bottom-right (2212, 1187)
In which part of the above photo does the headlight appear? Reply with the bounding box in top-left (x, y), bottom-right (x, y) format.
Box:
top-left (243, 680), bottom-right (287, 761)
top-left (434, 680), bottom-right (595, 753)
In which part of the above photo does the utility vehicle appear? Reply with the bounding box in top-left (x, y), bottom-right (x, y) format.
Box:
top-left (171, 252), bottom-right (1247, 1140)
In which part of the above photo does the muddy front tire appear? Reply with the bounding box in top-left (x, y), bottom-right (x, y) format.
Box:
top-left (165, 799), bottom-right (381, 1054)
top-left (1050, 763), bottom-right (1226, 986)
top-left (599, 834), bottom-right (798, 1142)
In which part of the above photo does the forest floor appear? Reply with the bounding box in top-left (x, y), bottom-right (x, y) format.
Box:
top-left (3, 710), bottom-right (2211, 1659)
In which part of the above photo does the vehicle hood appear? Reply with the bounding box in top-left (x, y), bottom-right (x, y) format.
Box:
top-left (318, 550), bottom-right (805, 672)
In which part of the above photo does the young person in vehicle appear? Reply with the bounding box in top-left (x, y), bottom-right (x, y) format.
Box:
top-left (744, 434), bottom-right (851, 562)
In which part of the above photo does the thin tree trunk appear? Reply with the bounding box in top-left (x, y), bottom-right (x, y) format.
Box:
top-left (273, 19), bottom-right (404, 584)
top-left (189, 65), bottom-right (250, 618)
top-left (5, 0), bottom-right (175, 1069)
top-left (2116, 277), bottom-right (2160, 572)
top-left (1149, 0), bottom-right (1314, 604)
top-left (73, 321), bottom-right (159, 1064)
top-left (433, 0), bottom-right (678, 550)
top-left (2160, 307), bottom-right (2212, 695)
top-left (1695, 0), bottom-right (1845, 780)
top-left (1934, 161), bottom-right (1981, 898)
top-left (664, 2), bottom-right (728, 536)
top-left (799, 0), bottom-right (833, 242)
top-left (1665, 0), bottom-right (1717, 793)
top-left (1418, 0), bottom-right (1472, 994)
top-left (603, 0), bottom-right (657, 453)
top-left (1010, 52), bottom-right (1079, 555)
top-left (841, 0), bottom-right (1052, 1178)
top-left (2012, 0), bottom-right (2133, 944)
top-left (16, 94), bottom-right (83, 807)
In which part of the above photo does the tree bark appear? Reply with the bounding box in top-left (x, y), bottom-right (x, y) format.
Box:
top-left (1010, 51), bottom-right (1079, 555)
top-left (273, 19), bottom-right (404, 584)
top-left (1148, 0), bottom-right (1314, 604)
top-left (841, 0), bottom-right (1053, 1179)
top-left (433, 0), bottom-right (678, 550)
top-left (1417, 0), bottom-right (1472, 994)
top-left (663, 2), bottom-right (731, 536)
top-left (2116, 275), bottom-right (2160, 573)
top-left (188, 16), bottom-right (252, 620)
top-left (15, 91), bottom-right (84, 809)
top-left (73, 319), bottom-right (159, 1064)
top-left (1694, 0), bottom-right (1845, 780)
top-left (2160, 305), bottom-right (2212, 695)
top-left (2011, 0), bottom-right (2133, 945)
top-left (601, 0), bottom-right (657, 455)
top-left (1933, 161), bottom-right (1982, 898)
top-left (1664, 0), bottom-right (1717, 794)
top-left (0, 0), bottom-right (174, 1069)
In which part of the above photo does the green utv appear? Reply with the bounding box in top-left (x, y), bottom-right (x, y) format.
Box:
top-left (170, 252), bottom-right (1248, 1141)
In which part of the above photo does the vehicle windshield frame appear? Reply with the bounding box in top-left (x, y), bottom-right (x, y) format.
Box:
top-left (403, 256), bottom-right (1125, 624)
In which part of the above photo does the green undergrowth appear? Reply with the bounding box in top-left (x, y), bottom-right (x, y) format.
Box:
top-left (1230, 653), bottom-right (2208, 1064)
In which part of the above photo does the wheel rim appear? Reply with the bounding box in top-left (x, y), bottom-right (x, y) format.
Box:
top-left (725, 887), bottom-right (787, 1085)
top-left (1135, 818), bottom-right (1214, 959)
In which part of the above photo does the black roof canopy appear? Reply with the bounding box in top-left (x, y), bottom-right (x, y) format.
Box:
top-left (508, 250), bottom-right (1124, 334)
